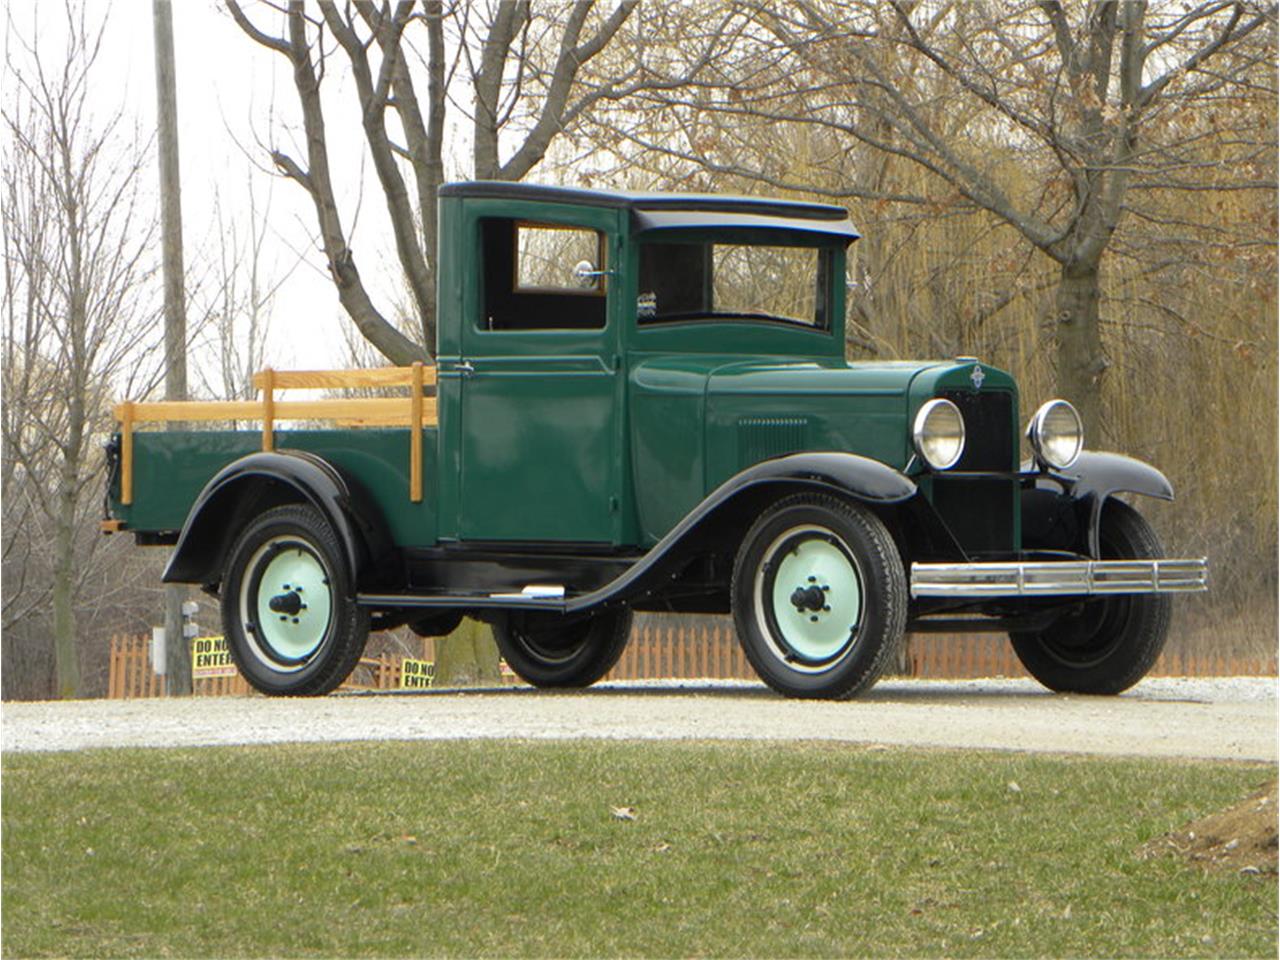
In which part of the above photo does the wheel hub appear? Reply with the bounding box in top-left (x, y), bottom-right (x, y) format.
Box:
top-left (268, 589), bottom-right (306, 617)
top-left (243, 540), bottom-right (333, 667)
top-left (789, 584), bottom-right (829, 614)
top-left (759, 529), bottom-right (863, 671)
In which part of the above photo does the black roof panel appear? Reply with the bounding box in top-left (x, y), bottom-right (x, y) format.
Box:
top-left (438, 180), bottom-right (853, 224)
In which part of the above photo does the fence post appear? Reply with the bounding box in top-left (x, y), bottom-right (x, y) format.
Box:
top-left (152, 637), bottom-right (162, 696)
top-left (701, 624), bottom-right (711, 686)
top-left (621, 625), bottom-right (635, 680)
top-left (128, 636), bottom-right (139, 699)
top-left (108, 637), bottom-right (118, 699)
top-left (127, 640), bottom-right (137, 701)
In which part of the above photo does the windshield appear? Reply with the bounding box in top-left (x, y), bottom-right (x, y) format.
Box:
top-left (637, 240), bottom-right (832, 329)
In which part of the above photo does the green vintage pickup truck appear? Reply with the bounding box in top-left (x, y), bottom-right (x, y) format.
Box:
top-left (105, 182), bottom-right (1207, 699)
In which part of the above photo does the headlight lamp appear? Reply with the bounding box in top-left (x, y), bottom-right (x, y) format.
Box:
top-left (913, 398), bottom-right (965, 470)
top-left (1027, 399), bottom-right (1084, 469)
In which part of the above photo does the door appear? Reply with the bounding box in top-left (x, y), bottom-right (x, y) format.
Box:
top-left (456, 209), bottom-right (621, 544)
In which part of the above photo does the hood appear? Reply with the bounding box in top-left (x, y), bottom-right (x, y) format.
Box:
top-left (705, 358), bottom-right (947, 397)
top-left (632, 355), bottom-right (1015, 402)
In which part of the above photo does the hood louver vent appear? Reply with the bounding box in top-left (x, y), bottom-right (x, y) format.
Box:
top-left (738, 417), bottom-right (809, 467)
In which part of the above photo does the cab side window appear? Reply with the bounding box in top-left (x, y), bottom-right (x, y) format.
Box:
top-left (479, 218), bottom-right (606, 331)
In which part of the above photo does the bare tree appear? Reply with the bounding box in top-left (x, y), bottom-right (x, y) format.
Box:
top-left (217, 0), bottom-right (743, 682)
top-left (622, 1), bottom-right (1275, 436)
top-left (190, 181), bottom-right (298, 403)
top-left (224, 0), bottom-right (740, 362)
top-left (2, 2), bottom-right (164, 697)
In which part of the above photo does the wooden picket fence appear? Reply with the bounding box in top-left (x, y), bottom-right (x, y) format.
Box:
top-left (107, 623), bottom-right (1277, 699)
top-left (606, 625), bottom-right (1278, 681)
top-left (608, 621), bottom-right (759, 681)
top-left (900, 633), bottom-right (1277, 679)
top-left (106, 636), bottom-right (440, 699)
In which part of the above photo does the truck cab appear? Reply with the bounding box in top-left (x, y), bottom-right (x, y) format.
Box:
top-left (106, 182), bottom-right (1207, 700)
top-left (435, 183), bottom-right (862, 548)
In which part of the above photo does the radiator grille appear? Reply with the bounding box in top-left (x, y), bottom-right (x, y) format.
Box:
top-left (932, 389), bottom-right (1017, 555)
top-left (930, 477), bottom-right (1016, 556)
top-left (940, 389), bottom-right (1016, 472)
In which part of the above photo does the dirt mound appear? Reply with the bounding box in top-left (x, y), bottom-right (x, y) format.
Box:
top-left (1140, 779), bottom-right (1278, 876)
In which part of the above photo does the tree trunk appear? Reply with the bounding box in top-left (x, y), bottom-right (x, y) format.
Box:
top-left (1053, 258), bottom-right (1106, 440)
top-left (435, 618), bottom-right (501, 687)
top-left (52, 460), bottom-right (80, 699)
top-left (154, 0), bottom-right (193, 694)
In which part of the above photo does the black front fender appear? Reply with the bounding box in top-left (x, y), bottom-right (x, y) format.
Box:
top-left (1026, 451), bottom-right (1173, 558)
top-left (724, 451), bottom-right (918, 504)
top-left (565, 452), bottom-right (916, 612)
top-left (162, 450), bottom-right (390, 592)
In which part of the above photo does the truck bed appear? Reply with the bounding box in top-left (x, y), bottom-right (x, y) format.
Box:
top-left (112, 427), bottom-right (439, 547)
top-left (107, 366), bottom-right (440, 548)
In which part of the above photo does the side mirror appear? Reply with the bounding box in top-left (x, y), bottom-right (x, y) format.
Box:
top-left (572, 259), bottom-right (611, 289)
top-left (572, 260), bottom-right (597, 288)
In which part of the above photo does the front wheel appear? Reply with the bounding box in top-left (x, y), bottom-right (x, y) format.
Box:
top-left (731, 493), bottom-right (907, 699)
top-left (494, 608), bottom-right (632, 688)
top-left (220, 504), bottom-right (369, 695)
top-left (1010, 499), bottom-right (1171, 694)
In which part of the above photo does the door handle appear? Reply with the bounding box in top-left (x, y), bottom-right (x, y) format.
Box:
top-left (455, 360), bottom-right (475, 377)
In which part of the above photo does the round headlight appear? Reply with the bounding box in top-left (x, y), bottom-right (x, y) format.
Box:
top-left (913, 398), bottom-right (965, 470)
top-left (1027, 400), bottom-right (1084, 469)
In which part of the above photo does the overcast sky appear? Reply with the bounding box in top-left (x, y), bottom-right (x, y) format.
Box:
top-left (9, 0), bottom-right (426, 378)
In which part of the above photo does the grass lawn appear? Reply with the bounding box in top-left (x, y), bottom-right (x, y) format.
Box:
top-left (2, 740), bottom-right (1274, 958)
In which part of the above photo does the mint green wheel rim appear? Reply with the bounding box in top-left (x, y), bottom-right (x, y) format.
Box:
top-left (754, 525), bottom-right (862, 672)
top-left (241, 537), bottom-right (333, 670)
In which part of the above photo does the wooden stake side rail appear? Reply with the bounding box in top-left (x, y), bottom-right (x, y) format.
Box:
top-left (113, 365), bottom-right (437, 508)
top-left (250, 367), bottom-right (438, 390)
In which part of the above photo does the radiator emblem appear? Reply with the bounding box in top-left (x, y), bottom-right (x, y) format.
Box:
top-left (969, 365), bottom-right (985, 391)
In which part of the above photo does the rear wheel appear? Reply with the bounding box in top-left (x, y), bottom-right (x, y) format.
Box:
top-left (495, 608), bottom-right (632, 688)
top-left (1010, 500), bottom-right (1171, 694)
top-left (731, 493), bottom-right (906, 699)
top-left (220, 504), bottom-right (369, 695)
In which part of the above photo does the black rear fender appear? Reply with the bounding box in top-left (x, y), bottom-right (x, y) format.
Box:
top-left (162, 450), bottom-right (394, 594)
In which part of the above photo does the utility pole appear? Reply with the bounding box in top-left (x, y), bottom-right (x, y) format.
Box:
top-left (154, 0), bottom-right (192, 694)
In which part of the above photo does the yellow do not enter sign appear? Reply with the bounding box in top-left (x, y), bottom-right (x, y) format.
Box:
top-left (191, 636), bottom-right (237, 678)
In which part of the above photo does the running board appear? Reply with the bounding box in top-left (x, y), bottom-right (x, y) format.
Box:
top-left (910, 558), bottom-right (1208, 599)
top-left (358, 591), bottom-right (569, 612)
top-left (353, 586), bottom-right (568, 616)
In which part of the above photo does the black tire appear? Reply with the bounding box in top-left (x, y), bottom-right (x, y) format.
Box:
top-left (494, 607), bottom-right (633, 688)
top-left (731, 493), bottom-right (907, 699)
top-left (1010, 499), bottom-right (1171, 694)
top-left (220, 504), bottom-right (369, 696)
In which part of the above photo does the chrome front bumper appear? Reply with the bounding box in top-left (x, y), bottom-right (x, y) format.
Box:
top-left (910, 558), bottom-right (1209, 599)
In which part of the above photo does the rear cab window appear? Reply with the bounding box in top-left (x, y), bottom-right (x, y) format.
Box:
top-left (637, 238), bottom-right (833, 330)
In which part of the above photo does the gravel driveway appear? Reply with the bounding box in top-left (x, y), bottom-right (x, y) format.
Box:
top-left (3, 677), bottom-right (1275, 761)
